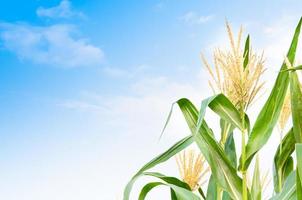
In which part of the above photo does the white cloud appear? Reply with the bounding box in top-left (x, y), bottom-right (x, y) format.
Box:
top-left (180, 11), bottom-right (214, 25)
top-left (36, 0), bottom-right (84, 19)
top-left (53, 74), bottom-right (218, 199)
top-left (259, 15), bottom-right (302, 68)
top-left (57, 100), bottom-right (104, 112)
top-left (102, 64), bottom-right (150, 78)
top-left (0, 23), bottom-right (104, 68)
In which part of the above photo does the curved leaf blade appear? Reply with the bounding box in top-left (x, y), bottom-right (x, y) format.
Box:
top-left (138, 182), bottom-right (162, 200)
top-left (242, 17), bottom-right (302, 170)
top-left (177, 98), bottom-right (243, 200)
top-left (138, 181), bottom-right (200, 200)
top-left (123, 136), bottom-right (193, 200)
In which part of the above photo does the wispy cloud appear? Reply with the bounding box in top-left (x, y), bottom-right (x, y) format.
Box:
top-left (102, 64), bottom-right (149, 78)
top-left (36, 0), bottom-right (84, 19)
top-left (58, 100), bottom-right (104, 112)
top-left (180, 11), bottom-right (214, 25)
top-left (0, 23), bottom-right (104, 68)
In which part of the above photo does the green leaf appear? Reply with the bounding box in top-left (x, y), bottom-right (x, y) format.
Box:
top-left (207, 94), bottom-right (245, 130)
top-left (206, 175), bottom-right (217, 200)
top-left (297, 171), bottom-right (302, 199)
top-left (170, 189), bottom-right (178, 200)
top-left (273, 128), bottom-right (295, 193)
top-left (138, 182), bottom-right (162, 200)
top-left (123, 136), bottom-right (193, 200)
top-left (296, 144), bottom-right (302, 198)
top-left (197, 187), bottom-right (206, 200)
top-left (241, 17), bottom-right (302, 171)
top-left (283, 157), bottom-right (294, 185)
top-left (270, 171), bottom-right (296, 200)
top-left (251, 156), bottom-right (261, 200)
top-left (222, 191), bottom-right (232, 200)
top-left (138, 181), bottom-right (200, 200)
top-left (177, 98), bottom-right (243, 200)
top-left (243, 35), bottom-right (250, 69)
top-left (283, 64), bottom-right (302, 72)
top-left (225, 132), bottom-right (237, 168)
top-left (137, 172), bottom-right (198, 200)
top-left (289, 69), bottom-right (302, 143)
top-left (143, 172), bottom-right (191, 189)
top-left (220, 119), bottom-right (234, 144)
top-left (159, 102), bottom-right (176, 140)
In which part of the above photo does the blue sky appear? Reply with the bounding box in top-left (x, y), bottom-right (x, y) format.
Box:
top-left (1, 0), bottom-right (302, 199)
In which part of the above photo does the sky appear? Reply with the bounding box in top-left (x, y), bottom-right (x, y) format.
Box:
top-left (1, 0), bottom-right (302, 200)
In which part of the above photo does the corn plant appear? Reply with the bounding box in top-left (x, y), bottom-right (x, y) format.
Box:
top-left (123, 17), bottom-right (302, 200)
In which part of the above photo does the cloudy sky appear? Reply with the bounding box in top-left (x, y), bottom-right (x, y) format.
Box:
top-left (1, 0), bottom-right (302, 199)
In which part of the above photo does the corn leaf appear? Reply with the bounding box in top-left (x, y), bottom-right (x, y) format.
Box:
top-left (170, 189), bottom-right (177, 200)
top-left (297, 171), bottom-right (302, 199)
top-left (220, 119), bottom-right (234, 144)
top-left (197, 187), bottom-right (206, 200)
top-left (138, 181), bottom-right (200, 200)
top-left (283, 64), bottom-right (302, 72)
top-left (137, 172), bottom-right (198, 200)
top-left (243, 34), bottom-right (250, 69)
top-left (289, 69), bottom-right (302, 143)
top-left (138, 182), bottom-right (162, 200)
top-left (241, 17), bottom-right (302, 170)
top-left (142, 172), bottom-right (191, 189)
top-left (222, 192), bottom-right (232, 200)
top-left (270, 171), bottom-right (296, 200)
top-left (206, 175), bottom-right (218, 200)
top-left (178, 98), bottom-right (243, 200)
top-left (283, 157), bottom-right (294, 186)
top-left (273, 128), bottom-right (295, 193)
top-left (207, 94), bottom-right (245, 130)
top-left (123, 136), bottom-right (193, 200)
top-left (251, 157), bottom-right (261, 200)
top-left (225, 132), bottom-right (237, 168)
top-left (296, 144), bottom-right (302, 198)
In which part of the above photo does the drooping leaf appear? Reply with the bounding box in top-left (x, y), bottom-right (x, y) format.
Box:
top-left (241, 17), bottom-right (302, 171)
top-left (138, 181), bottom-right (200, 200)
top-left (138, 182), bottom-right (162, 200)
top-left (123, 136), bottom-right (193, 200)
top-left (273, 128), bottom-right (295, 193)
top-left (142, 172), bottom-right (191, 189)
top-left (177, 98), bottom-right (243, 200)
top-left (207, 94), bottom-right (246, 130)
top-left (137, 172), bottom-right (198, 200)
